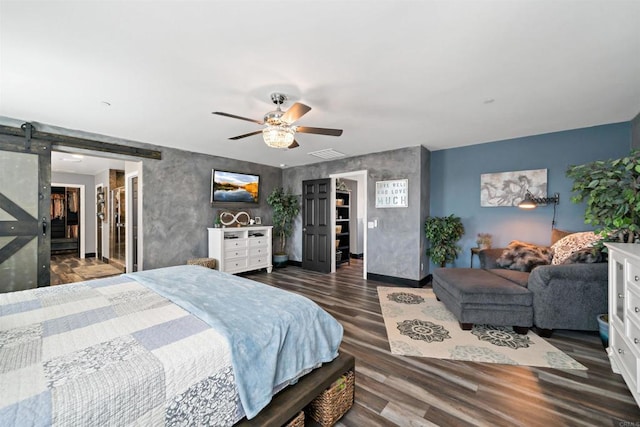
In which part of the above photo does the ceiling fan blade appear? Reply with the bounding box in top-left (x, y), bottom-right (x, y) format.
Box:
top-left (229, 130), bottom-right (263, 140)
top-left (296, 126), bottom-right (343, 137)
top-left (281, 103), bottom-right (311, 124)
top-left (212, 112), bottom-right (263, 125)
top-left (288, 140), bottom-right (300, 149)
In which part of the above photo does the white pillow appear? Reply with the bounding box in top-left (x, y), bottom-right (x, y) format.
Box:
top-left (551, 231), bottom-right (601, 265)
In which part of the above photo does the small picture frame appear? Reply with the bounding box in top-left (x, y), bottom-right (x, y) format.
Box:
top-left (254, 216), bottom-right (261, 225)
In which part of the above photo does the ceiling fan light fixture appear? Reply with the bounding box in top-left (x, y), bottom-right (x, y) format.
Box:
top-left (262, 125), bottom-right (295, 148)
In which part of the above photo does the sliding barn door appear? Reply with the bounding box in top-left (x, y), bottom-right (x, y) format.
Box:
top-left (302, 178), bottom-right (331, 273)
top-left (0, 136), bottom-right (51, 292)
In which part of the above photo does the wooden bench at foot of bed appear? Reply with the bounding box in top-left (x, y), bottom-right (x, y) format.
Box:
top-left (236, 352), bottom-right (356, 427)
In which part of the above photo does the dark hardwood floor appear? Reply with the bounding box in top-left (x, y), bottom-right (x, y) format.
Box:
top-left (243, 259), bottom-right (640, 426)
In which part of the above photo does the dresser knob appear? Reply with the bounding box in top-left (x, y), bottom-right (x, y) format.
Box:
top-left (636, 275), bottom-right (639, 282)
top-left (635, 338), bottom-right (639, 345)
top-left (619, 348), bottom-right (625, 355)
top-left (636, 307), bottom-right (640, 313)
top-left (619, 293), bottom-right (624, 299)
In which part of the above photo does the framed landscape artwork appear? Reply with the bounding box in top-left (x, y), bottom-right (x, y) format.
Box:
top-left (480, 168), bottom-right (547, 207)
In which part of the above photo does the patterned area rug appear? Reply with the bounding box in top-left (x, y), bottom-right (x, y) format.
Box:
top-left (378, 287), bottom-right (586, 370)
top-left (73, 264), bottom-right (123, 280)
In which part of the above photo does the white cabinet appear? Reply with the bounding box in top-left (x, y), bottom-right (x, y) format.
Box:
top-left (606, 243), bottom-right (640, 407)
top-left (208, 226), bottom-right (273, 274)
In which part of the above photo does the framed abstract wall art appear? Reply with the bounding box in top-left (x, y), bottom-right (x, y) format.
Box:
top-left (480, 169), bottom-right (547, 207)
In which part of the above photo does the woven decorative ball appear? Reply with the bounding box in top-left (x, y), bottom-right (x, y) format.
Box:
top-left (186, 258), bottom-right (216, 269)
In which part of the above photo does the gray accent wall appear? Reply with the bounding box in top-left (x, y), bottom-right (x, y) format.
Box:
top-left (1, 119), bottom-right (282, 271)
top-left (283, 146), bottom-right (431, 281)
top-left (141, 146), bottom-right (281, 269)
top-left (632, 111), bottom-right (640, 150)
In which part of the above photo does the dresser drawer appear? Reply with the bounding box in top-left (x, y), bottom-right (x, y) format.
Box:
top-left (249, 237), bottom-right (269, 247)
top-left (612, 328), bottom-right (638, 390)
top-left (249, 247), bottom-right (268, 257)
top-left (628, 289), bottom-right (640, 325)
top-left (225, 258), bottom-right (248, 272)
top-left (225, 248), bottom-right (248, 260)
top-left (224, 239), bottom-right (248, 250)
top-left (628, 259), bottom-right (640, 289)
top-left (248, 256), bottom-right (269, 268)
top-left (626, 319), bottom-right (640, 352)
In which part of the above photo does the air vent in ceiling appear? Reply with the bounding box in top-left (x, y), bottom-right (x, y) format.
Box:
top-left (308, 148), bottom-right (346, 159)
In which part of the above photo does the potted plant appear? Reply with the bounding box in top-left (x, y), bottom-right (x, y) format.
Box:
top-left (425, 215), bottom-right (465, 267)
top-left (566, 149), bottom-right (640, 243)
top-left (267, 187), bottom-right (300, 267)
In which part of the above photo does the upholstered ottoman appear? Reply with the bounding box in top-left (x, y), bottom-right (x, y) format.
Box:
top-left (432, 268), bottom-right (533, 334)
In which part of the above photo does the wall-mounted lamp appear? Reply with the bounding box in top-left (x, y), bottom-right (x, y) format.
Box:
top-left (518, 191), bottom-right (560, 229)
top-left (517, 191), bottom-right (560, 209)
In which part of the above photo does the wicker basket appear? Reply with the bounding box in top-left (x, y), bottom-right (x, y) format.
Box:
top-left (186, 258), bottom-right (216, 269)
top-left (306, 369), bottom-right (355, 427)
top-left (284, 410), bottom-right (304, 427)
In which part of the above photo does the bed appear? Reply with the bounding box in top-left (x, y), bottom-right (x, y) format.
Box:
top-left (0, 265), bottom-right (348, 426)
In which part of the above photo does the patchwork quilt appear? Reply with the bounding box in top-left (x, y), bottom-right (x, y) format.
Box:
top-left (0, 266), bottom-right (344, 426)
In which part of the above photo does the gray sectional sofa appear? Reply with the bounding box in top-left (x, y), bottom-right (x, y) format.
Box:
top-left (432, 247), bottom-right (608, 337)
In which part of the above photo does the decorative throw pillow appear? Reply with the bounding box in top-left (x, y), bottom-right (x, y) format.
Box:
top-left (551, 231), bottom-right (601, 265)
top-left (496, 240), bottom-right (553, 272)
top-left (562, 247), bottom-right (607, 264)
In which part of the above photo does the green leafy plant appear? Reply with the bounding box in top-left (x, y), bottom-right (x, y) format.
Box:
top-left (566, 150), bottom-right (640, 243)
top-left (267, 187), bottom-right (300, 254)
top-left (425, 215), bottom-right (465, 267)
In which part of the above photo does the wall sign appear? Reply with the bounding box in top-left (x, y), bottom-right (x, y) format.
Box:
top-left (375, 179), bottom-right (408, 208)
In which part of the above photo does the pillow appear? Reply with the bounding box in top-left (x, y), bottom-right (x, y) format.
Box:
top-left (496, 240), bottom-right (553, 272)
top-left (551, 231), bottom-right (601, 265)
top-left (562, 247), bottom-right (607, 264)
top-left (551, 228), bottom-right (574, 246)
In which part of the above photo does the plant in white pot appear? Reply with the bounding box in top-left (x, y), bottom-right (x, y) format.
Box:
top-left (267, 187), bottom-right (300, 268)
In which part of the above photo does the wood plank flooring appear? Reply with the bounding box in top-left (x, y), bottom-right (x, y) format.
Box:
top-left (243, 260), bottom-right (640, 426)
top-left (50, 254), bottom-right (123, 285)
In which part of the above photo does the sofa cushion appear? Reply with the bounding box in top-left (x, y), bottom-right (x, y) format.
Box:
top-left (496, 240), bottom-right (552, 272)
top-left (551, 231), bottom-right (601, 265)
top-left (432, 268), bottom-right (532, 306)
top-left (562, 247), bottom-right (606, 264)
top-left (486, 269), bottom-right (530, 287)
top-left (551, 228), bottom-right (574, 245)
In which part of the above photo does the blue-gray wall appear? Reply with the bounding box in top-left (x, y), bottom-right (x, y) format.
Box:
top-left (632, 111), bottom-right (640, 150)
top-left (430, 122), bottom-right (631, 270)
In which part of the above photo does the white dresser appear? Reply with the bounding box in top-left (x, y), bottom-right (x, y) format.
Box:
top-left (208, 226), bottom-right (273, 274)
top-left (606, 243), bottom-right (640, 407)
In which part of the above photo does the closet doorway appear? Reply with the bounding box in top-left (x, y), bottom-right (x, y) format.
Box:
top-left (329, 170), bottom-right (367, 279)
top-left (50, 151), bottom-right (141, 285)
top-left (109, 170), bottom-right (126, 272)
top-left (50, 183), bottom-right (85, 258)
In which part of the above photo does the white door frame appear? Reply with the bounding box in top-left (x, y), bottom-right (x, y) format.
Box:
top-left (52, 182), bottom-right (86, 259)
top-left (329, 170), bottom-right (367, 279)
top-left (125, 170), bottom-right (142, 272)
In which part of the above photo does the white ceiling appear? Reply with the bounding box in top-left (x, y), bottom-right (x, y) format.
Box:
top-left (1, 0), bottom-right (639, 170)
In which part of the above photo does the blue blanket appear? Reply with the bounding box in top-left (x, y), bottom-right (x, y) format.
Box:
top-left (126, 266), bottom-right (343, 419)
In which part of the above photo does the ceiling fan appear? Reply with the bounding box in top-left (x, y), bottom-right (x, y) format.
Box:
top-left (212, 93), bottom-right (343, 149)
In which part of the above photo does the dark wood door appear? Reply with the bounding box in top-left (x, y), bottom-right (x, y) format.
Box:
top-left (302, 178), bottom-right (331, 273)
top-left (0, 135), bottom-right (51, 292)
